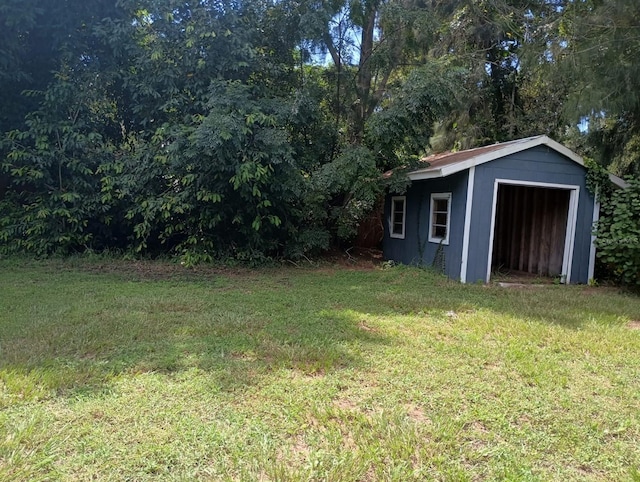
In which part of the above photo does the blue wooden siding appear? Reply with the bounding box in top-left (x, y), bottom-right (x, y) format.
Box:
top-left (465, 146), bottom-right (595, 284)
top-left (383, 171), bottom-right (469, 280)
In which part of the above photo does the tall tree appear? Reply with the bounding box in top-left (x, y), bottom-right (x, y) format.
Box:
top-left (429, 0), bottom-right (569, 151)
top-left (0, 0), bottom-right (123, 133)
top-left (301, 0), bottom-right (439, 143)
top-left (292, 0), bottom-right (461, 241)
top-left (557, 0), bottom-right (640, 177)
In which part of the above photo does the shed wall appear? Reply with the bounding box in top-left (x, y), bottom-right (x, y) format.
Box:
top-left (465, 146), bottom-right (595, 283)
top-left (384, 171), bottom-right (468, 280)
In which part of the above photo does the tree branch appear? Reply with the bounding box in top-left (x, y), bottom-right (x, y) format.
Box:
top-left (323, 31), bottom-right (341, 68)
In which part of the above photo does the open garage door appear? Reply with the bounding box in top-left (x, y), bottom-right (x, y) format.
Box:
top-left (491, 184), bottom-right (572, 279)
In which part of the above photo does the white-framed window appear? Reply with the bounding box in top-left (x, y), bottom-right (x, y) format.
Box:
top-left (390, 196), bottom-right (406, 239)
top-left (429, 192), bottom-right (451, 245)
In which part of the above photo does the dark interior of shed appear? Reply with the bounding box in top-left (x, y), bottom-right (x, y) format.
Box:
top-left (491, 184), bottom-right (570, 281)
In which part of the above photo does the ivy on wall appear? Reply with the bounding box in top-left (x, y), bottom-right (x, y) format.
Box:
top-left (586, 158), bottom-right (640, 285)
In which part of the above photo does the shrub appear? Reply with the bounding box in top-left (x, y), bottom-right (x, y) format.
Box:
top-left (595, 177), bottom-right (640, 285)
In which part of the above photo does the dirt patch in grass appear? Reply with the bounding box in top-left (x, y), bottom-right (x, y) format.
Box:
top-left (60, 249), bottom-right (383, 281)
top-left (72, 259), bottom-right (248, 281)
top-left (277, 434), bottom-right (311, 464)
top-left (312, 248), bottom-right (383, 272)
top-left (333, 398), bottom-right (359, 412)
top-left (467, 420), bottom-right (489, 434)
top-left (405, 404), bottom-right (431, 424)
top-left (290, 436), bottom-right (311, 458)
top-left (628, 321), bottom-right (640, 330)
top-left (358, 320), bottom-right (379, 333)
top-left (481, 361), bottom-right (501, 372)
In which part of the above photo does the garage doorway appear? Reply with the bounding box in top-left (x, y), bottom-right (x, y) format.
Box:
top-left (487, 180), bottom-right (579, 283)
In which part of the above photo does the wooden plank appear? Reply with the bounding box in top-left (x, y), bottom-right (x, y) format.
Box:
top-left (509, 186), bottom-right (521, 269)
top-left (518, 186), bottom-right (529, 272)
top-left (495, 186), bottom-right (505, 268)
top-left (538, 188), bottom-right (551, 275)
top-left (492, 187), bottom-right (501, 270)
top-left (549, 190), bottom-right (569, 276)
top-left (547, 189), bottom-right (562, 276)
top-left (528, 187), bottom-right (540, 274)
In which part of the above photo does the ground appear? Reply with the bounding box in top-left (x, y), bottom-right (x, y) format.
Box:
top-left (1, 257), bottom-right (639, 481)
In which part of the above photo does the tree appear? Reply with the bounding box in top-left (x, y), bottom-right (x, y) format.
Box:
top-left (1, 0), bottom-right (322, 260)
top-left (301, 0), bottom-right (440, 142)
top-left (0, 0), bottom-right (123, 133)
top-left (91, 0), bottom-right (329, 261)
top-left (291, 0), bottom-right (461, 240)
top-left (557, 0), bottom-right (640, 177)
top-left (0, 65), bottom-right (117, 254)
top-left (429, 0), bottom-right (569, 151)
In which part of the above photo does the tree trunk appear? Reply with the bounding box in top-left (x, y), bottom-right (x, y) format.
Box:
top-left (353, 2), bottom-right (377, 143)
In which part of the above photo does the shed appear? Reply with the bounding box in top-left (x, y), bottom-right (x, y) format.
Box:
top-left (383, 135), bottom-right (626, 284)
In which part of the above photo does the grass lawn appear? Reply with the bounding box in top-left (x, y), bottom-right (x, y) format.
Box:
top-left (1, 258), bottom-right (640, 481)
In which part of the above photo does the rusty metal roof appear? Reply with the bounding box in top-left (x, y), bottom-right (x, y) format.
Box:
top-left (409, 136), bottom-right (556, 180)
top-left (389, 135), bottom-right (627, 188)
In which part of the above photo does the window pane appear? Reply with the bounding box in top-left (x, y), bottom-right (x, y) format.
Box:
top-left (434, 213), bottom-right (447, 225)
top-left (391, 198), bottom-right (405, 236)
top-left (429, 194), bottom-right (450, 242)
top-left (434, 199), bottom-right (448, 212)
top-left (393, 216), bottom-right (404, 234)
top-left (434, 225), bottom-right (447, 238)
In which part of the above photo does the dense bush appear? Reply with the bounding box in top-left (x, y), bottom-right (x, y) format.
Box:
top-left (595, 177), bottom-right (640, 285)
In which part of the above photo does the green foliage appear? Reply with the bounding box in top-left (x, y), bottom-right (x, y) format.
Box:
top-left (0, 0), bottom-right (335, 261)
top-left (366, 61), bottom-right (461, 168)
top-left (595, 178), bottom-right (640, 285)
top-left (0, 0), bottom-right (122, 133)
top-left (584, 156), bottom-right (614, 201)
top-left (0, 67), bottom-right (116, 255)
top-left (2, 0), bottom-right (640, 268)
top-left (310, 145), bottom-right (381, 240)
top-left (102, 80), bottom-right (303, 261)
top-left (429, 0), bottom-right (561, 150)
top-left (579, 115), bottom-right (640, 178)
top-left (556, 0), bottom-right (640, 177)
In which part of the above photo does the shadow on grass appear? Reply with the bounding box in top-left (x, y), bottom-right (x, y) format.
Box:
top-left (0, 303), bottom-right (389, 404)
top-left (1, 262), bottom-right (638, 405)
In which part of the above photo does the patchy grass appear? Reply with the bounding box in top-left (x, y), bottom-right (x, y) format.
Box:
top-left (1, 258), bottom-right (640, 481)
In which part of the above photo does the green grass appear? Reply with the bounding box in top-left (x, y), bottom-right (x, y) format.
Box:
top-left (1, 258), bottom-right (640, 481)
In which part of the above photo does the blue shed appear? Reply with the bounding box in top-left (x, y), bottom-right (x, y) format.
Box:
top-left (383, 136), bottom-right (626, 284)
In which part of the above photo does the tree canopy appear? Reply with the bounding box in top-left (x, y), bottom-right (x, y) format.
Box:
top-left (1, 0), bottom-right (638, 265)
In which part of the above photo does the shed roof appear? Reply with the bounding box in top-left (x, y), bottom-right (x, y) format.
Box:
top-left (409, 135), bottom-right (627, 188)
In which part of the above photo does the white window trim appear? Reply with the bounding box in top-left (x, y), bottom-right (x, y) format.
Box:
top-left (429, 192), bottom-right (452, 245)
top-left (389, 196), bottom-right (406, 239)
